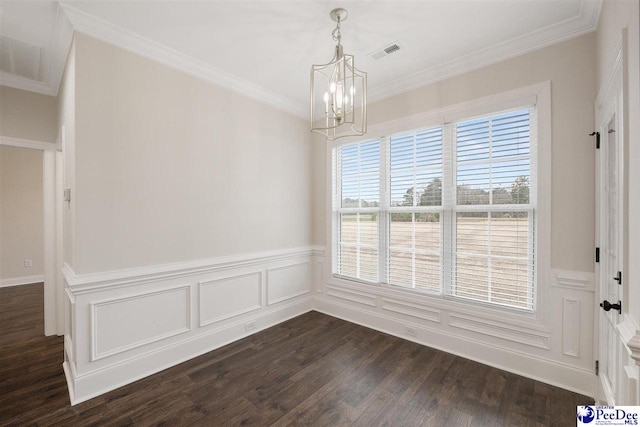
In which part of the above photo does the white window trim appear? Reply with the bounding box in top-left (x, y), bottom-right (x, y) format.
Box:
top-left (324, 81), bottom-right (552, 326)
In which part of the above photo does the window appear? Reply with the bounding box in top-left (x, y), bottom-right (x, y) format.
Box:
top-left (332, 106), bottom-right (536, 311)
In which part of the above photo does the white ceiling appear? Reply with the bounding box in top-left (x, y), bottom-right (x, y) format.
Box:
top-left (0, 0), bottom-right (601, 117)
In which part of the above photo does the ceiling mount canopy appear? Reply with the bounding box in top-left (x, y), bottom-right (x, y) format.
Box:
top-left (310, 7), bottom-right (367, 141)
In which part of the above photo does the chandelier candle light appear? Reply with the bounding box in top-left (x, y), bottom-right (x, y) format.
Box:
top-left (311, 8), bottom-right (367, 140)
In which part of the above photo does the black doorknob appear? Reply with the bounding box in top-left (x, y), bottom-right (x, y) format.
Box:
top-left (600, 300), bottom-right (622, 314)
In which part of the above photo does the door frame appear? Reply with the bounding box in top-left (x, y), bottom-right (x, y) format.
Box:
top-left (0, 135), bottom-right (64, 336)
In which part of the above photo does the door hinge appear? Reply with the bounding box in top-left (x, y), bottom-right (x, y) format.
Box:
top-left (589, 131), bottom-right (600, 149)
top-left (595, 360), bottom-right (599, 376)
top-left (595, 247), bottom-right (600, 263)
top-left (614, 271), bottom-right (622, 285)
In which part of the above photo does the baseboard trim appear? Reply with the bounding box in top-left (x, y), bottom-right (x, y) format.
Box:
top-left (0, 275), bottom-right (44, 288)
top-left (64, 296), bottom-right (313, 405)
top-left (314, 297), bottom-right (597, 398)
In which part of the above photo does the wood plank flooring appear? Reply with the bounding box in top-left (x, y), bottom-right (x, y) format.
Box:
top-left (1, 283), bottom-right (592, 426)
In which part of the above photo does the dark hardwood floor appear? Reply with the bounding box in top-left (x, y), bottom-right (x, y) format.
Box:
top-left (1, 283), bottom-right (592, 426)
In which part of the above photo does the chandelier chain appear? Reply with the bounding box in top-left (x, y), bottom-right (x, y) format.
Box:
top-left (331, 17), bottom-right (342, 44)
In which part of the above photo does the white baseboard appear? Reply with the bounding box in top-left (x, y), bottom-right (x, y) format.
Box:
top-left (314, 296), bottom-right (597, 398)
top-left (0, 275), bottom-right (44, 288)
top-left (64, 297), bottom-right (313, 405)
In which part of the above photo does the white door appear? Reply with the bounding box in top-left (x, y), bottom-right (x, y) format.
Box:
top-left (597, 112), bottom-right (623, 404)
top-left (595, 31), bottom-right (626, 402)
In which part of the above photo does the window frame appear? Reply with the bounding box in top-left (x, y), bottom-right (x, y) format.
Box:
top-left (326, 82), bottom-right (551, 319)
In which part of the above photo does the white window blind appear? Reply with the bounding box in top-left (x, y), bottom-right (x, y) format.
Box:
top-left (388, 128), bottom-right (443, 293)
top-left (449, 109), bottom-right (534, 310)
top-left (332, 106), bottom-right (537, 312)
top-left (335, 140), bottom-right (380, 282)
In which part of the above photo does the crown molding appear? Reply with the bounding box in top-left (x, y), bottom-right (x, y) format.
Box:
top-left (368, 0), bottom-right (603, 103)
top-left (0, 71), bottom-right (54, 95)
top-left (1, 0), bottom-right (602, 116)
top-left (0, 3), bottom-right (73, 97)
top-left (59, 2), bottom-right (307, 119)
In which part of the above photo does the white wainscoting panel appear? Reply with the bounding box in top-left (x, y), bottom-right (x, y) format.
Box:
top-left (313, 260), bottom-right (324, 293)
top-left (266, 262), bottom-right (311, 305)
top-left (448, 312), bottom-right (551, 350)
top-left (199, 272), bottom-right (262, 327)
top-left (62, 247), bottom-right (316, 405)
top-left (381, 298), bottom-right (441, 323)
top-left (326, 286), bottom-right (377, 307)
top-left (91, 284), bottom-right (191, 361)
top-left (316, 259), bottom-right (597, 397)
top-left (562, 298), bottom-right (581, 358)
top-left (60, 245), bottom-right (601, 403)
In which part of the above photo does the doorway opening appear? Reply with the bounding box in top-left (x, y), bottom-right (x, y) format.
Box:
top-left (0, 136), bottom-right (63, 336)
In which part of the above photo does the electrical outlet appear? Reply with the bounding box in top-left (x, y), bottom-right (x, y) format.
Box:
top-left (24, 259), bottom-right (32, 268)
top-left (245, 321), bottom-right (256, 332)
top-left (405, 326), bottom-right (417, 338)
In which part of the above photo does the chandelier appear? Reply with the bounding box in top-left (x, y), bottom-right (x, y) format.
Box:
top-left (310, 8), bottom-right (367, 141)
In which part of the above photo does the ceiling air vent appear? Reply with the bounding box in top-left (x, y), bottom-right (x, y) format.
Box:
top-left (370, 43), bottom-right (401, 60)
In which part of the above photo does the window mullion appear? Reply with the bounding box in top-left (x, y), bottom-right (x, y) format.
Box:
top-left (442, 122), bottom-right (455, 297)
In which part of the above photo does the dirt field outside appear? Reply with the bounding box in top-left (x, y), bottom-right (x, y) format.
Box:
top-left (338, 213), bottom-right (532, 309)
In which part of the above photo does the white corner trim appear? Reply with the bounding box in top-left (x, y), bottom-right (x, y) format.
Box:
top-left (59, 2), bottom-right (306, 119)
top-left (0, 3), bottom-right (73, 96)
top-left (552, 269), bottom-right (595, 292)
top-left (62, 246), bottom-right (317, 294)
top-left (0, 275), bottom-right (45, 288)
top-left (368, 0), bottom-right (601, 103)
top-left (0, 135), bottom-right (56, 151)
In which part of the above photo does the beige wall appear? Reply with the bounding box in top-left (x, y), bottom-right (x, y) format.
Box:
top-left (596, 0), bottom-right (640, 325)
top-left (71, 33), bottom-right (313, 274)
top-left (0, 85), bottom-right (58, 142)
top-left (313, 33), bottom-right (598, 274)
top-left (0, 145), bottom-right (43, 280)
